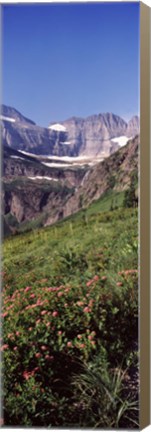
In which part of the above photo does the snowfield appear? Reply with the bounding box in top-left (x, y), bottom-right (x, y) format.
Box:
top-left (0, 115), bottom-right (16, 123)
top-left (60, 141), bottom-right (72, 145)
top-left (10, 155), bottom-right (25, 160)
top-left (111, 136), bottom-right (131, 147)
top-left (48, 123), bottom-right (67, 132)
top-left (28, 176), bottom-right (58, 181)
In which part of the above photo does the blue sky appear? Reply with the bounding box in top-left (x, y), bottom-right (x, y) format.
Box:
top-left (2, 3), bottom-right (140, 127)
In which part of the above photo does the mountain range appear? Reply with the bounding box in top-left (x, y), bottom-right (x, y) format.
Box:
top-left (1, 104), bottom-right (139, 235)
top-left (1, 105), bottom-right (140, 158)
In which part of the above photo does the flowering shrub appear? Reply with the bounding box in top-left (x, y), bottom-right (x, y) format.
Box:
top-left (2, 206), bottom-right (138, 427)
top-left (2, 269), bottom-right (138, 427)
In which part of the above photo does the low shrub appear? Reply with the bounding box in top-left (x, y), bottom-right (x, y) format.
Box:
top-left (2, 270), bottom-right (138, 427)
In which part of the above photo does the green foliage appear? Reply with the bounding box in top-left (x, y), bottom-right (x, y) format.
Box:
top-left (71, 360), bottom-right (139, 428)
top-left (2, 206), bottom-right (138, 427)
top-left (123, 173), bottom-right (138, 208)
top-left (108, 174), bottom-right (116, 189)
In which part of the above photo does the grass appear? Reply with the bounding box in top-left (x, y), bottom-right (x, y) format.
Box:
top-left (2, 198), bottom-right (139, 428)
top-left (3, 205), bottom-right (138, 293)
top-left (86, 190), bottom-right (125, 215)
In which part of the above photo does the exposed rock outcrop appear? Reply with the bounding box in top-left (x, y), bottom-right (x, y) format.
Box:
top-left (1, 105), bottom-right (140, 158)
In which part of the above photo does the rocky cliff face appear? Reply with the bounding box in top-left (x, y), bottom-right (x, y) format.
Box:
top-left (2, 145), bottom-right (87, 231)
top-left (126, 116), bottom-right (140, 137)
top-left (3, 146), bottom-right (86, 187)
top-left (2, 180), bottom-right (74, 226)
top-left (2, 135), bottom-right (138, 233)
top-left (62, 135), bottom-right (139, 219)
top-left (60, 113), bottom-right (126, 157)
top-left (1, 105), bottom-right (140, 158)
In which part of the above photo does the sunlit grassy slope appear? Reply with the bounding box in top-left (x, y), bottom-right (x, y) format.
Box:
top-left (2, 191), bottom-right (138, 428)
top-left (3, 193), bottom-right (138, 295)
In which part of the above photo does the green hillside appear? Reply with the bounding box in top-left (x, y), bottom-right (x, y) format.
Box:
top-left (2, 202), bottom-right (138, 428)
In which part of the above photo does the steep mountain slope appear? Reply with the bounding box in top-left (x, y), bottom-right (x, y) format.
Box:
top-left (3, 146), bottom-right (86, 187)
top-left (3, 178), bottom-right (74, 228)
top-left (62, 135), bottom-right (139, 219)
top-left (2, 146), bottom-right (87, 232)
top-left (2, 135), bottom-right (139, 233)
top-left (126, 116), bottom-right (140, 137)
top-left (1, 105), bottom-right (139, 157)
top-left (1, 106), bottom-right (66, 156)
top-left (59, 113), bottom-right (127, 157)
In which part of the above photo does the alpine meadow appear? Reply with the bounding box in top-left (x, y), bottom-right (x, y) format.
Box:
top-left (1, 2), bottom-right (140, 429)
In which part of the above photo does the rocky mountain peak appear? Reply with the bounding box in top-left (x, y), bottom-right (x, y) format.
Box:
top-left (1, 104), bottom-right (140, 158)
top-left (1, 104), bottom-right (36, 126)
top-left (126, 115), bottom-right (140, 137)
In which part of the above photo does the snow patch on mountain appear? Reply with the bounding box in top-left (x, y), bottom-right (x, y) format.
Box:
top-left (19, 150), bottom-right (37, 157)
top-left (60, 141), bottom-right (71, 145)
top-left (111, 136), bottom-right (131, 147)
top-left (10, 155), bottom-right (25, 160)
top-left (0, 115), bottom-right (16, 123)
top-left (42, 162), bottom-right (74, 168)
top-left (28, 176), bottom-right (58, 182)
top-left (48, 123), bottom-right (66, 132)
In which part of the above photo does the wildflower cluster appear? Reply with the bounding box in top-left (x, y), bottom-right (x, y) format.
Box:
top-left (2, 268), bottom-right (138, 427)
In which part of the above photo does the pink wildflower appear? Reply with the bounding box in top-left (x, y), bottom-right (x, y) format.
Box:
top-left (41, 345), bottom-right (47, 351)
top-left (67, 341), bottom-right (72, 347)
top-left (46, 322), bottom-right (51, 327)
top-left (41, 310), bottom-right (47, 316)
top-left (30, 294), bottom-right (35, 299)
top-left (83, 306), bottom-right (90, 313)
top-left (45, 354), bottom-right (52, 360)
top-left (65, 288), bottom-right (70, 293)
top-left (116, 282), bottom-right (123, 287)
top-left (23, 371), bottom-right (30, 380)
top-left (24, 287), bottom-right (31, 292)
top-left (0, 344), bottom-right (8, 351)
top-left (89, 299), bottom-right (94, 307)
top-left (8, 333), bottom-right (13, 338)
top-left (58, 331), bottom-right (62, 336)
top-left (93, 275), bottom-right (99, 282)
top-left (79, 343), bottom-right (85, 349)
top-left (36, 319), bottom-right (41, 325)
top-left (52, 311), bottom-right (58, 317)
top-left (101, 276), bottom-right (107, 281)
top-left (35, 352), bottom-right (41, 358)
top-left (77, 301), bottom-right (84, 307)
top-left (58, 291), bottom-right (63, 297)
top-left (91, 331), bottom-right (96, 336)
top-left (16, 331), bottom-right (20, 336)
top-left (91, 341), bottom-right (96, 346)
top-left (7, 305), bottom-right (14, 311)
top-left (86, 279), bottom-right (93, 287)
top-left (77, 334), bottom-right (82, 339)
top-left (13, 346), bottom-right (18, 351)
